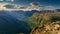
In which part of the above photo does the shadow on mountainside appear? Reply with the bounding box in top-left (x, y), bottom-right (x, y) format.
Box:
top-left (0, 11), bottom-right (31, 34)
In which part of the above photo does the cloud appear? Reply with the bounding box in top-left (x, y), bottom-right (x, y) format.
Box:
top-left (6, 0), bottom-right (14, 2)
top-left (30, 2), bottom-right (40, 7)
top-left (0, 3), bottom-right (27, 10)
top-left (0, 3), bottom-right (8, 10)
top-left (10, 0), bottom-right (14, 2)
top-left (44, 6), bottom-right (55, 10)
top-left (0, 2), bottom-right (56, 11)
top-left (4, 4), bottom-right (14, 9)
top-left (0, 3), bottom-right (41, 11)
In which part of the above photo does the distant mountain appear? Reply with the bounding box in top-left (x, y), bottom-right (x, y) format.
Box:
top-left (56, 9), bottom-right (60, 12)
top-left (3, 10), bottom-right (39, 21)
top-left (0, 10), bottom-right (59, 21)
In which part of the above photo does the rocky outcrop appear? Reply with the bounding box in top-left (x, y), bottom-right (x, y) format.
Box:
top-left (31, 21), bottom-right (60, 34)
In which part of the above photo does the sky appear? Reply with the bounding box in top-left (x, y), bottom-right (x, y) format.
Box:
top-left (0, 0), bottom-right (60, 11)
top-left (13, 0), bottom-right (60, 6)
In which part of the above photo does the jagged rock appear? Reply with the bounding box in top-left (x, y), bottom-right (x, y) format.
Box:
top-left (30, 21), bottom-right (60, 34)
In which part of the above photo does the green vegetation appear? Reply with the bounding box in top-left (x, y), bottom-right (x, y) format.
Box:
top-left (26, 13), bottom-right (60, 29)
top-left (26, 13), bottom-right (40, 29)
top-left (30, 13), bottom-right (60, 34)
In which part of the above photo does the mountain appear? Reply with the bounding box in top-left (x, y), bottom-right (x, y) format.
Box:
top-left (30, 12), bottom-right (60, 34)
top-left (0, 11), bottom-right (32, 34)
top-left (56, 9), bottom-right (60, 12)
top-left (0, 9), bottom-right (59, 34)
top-left (31, 21), bottom-right (60, 34)
top-left (0, 10), bottom-right (40, 34)
top-left (4, 10), bottom-right (39, 21)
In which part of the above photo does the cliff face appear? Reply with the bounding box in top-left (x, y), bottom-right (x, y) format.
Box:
top-left (30, 21), bottom-right (60, 34)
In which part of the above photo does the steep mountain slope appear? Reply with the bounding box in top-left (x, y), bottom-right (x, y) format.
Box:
top-left (31, 21), bottom-right (60, 34)
top-left (30, 12), bottom-right (60, 34)
top-left (0, 10), bottom-right (60, 34)
top-left (0, 11), bottom-right (32, 34)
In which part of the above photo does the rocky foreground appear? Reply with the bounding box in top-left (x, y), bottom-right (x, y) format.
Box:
top-left (31, 21), bottom-right (60, 34)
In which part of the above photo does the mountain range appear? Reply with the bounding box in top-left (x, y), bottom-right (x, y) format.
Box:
top-left (0, 9), bottom-right (60, 34)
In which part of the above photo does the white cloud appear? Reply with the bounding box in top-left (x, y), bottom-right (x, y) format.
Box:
top-left (6, 0), bottom-right (14, 2)
top-left (30, 2), bottom-right (40, 7)
top-left (0, 3), bottom-right (56, 11)
top-left (10, 0), bottom-right (14, 2)
top-left (0, 3), bottom-right (8, 10)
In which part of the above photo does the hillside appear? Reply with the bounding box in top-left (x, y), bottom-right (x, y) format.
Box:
top-left (0, 11), bottom-right (32, 34)
top-left (0, 10), bottom-right (60, 34)
top-left (28, 12), bottom-right (60, 34)
top-left (31, 21), bottom-right (60, 34)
